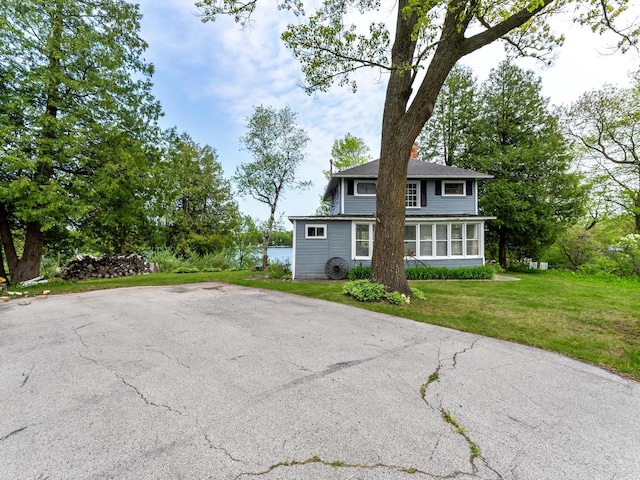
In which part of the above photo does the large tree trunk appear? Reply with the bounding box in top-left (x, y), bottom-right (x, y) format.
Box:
top-left (0, 244), bottom-right (6, 280)
top-left (370, 2), bottom-right (463, 295)
top-left (12, 223), bottom-right (44, 282)
top-left (0, 204), bottom-right (44, 283)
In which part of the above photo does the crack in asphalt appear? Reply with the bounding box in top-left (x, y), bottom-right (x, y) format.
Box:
top-left (147, 347), bottom-right (190, 369)
top-left (452, 338), bottom-right (482, 369)
top-left (20, 365), bottom-right (35, 388)
top-left (73, 328), bottom-right (89, 348)
top-left (233, 455), bottom-right (474, 479)
top-left (117, 376), bottom-right (184, 415)
top-left (0, 426), bottom-right (27, 443)
top-left (420, 338), bottom-right (505, 480)
top-left (203, 434), bottom-right (244, 463)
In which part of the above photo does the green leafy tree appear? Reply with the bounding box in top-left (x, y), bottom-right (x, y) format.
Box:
top-left (0, 0), bottom-right (160, 282)
top-left (160, 130), bottom-right (239, 256)
top-left (418, 65), bottom-right (477, 165)
top-left (319, 132), bottom-right (371, 213)
top-left (566, 75), bottom-right (640, 232)
top-left (78, 126), bottom-right (161, 255)
top-left (197, 0), bottom-right (638, 294)
top-left (461, 61), bottom-right (587, 268)
top-left (232, 215), bottom-right (260, 268)
top-left (323, 133), bottom-right (371, 179)
top-left (234, 105), bottom-right (310, 269)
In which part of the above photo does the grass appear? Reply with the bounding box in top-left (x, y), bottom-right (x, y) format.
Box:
top-left (6, 269), bottom-right (640, 381)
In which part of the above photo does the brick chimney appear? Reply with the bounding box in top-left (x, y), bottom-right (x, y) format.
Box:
top-left (410, 142), bottom-right (419, 160)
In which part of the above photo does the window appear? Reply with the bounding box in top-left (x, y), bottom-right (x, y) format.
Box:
top-left (404, 225), bottom-right (417, 256)
top-left (419, 224), bottom-right (433, 257)
top-left (354, 223), bottom-right (374, 258)
top-left (436, 224), bottom-right (448, 256)
top-left (451, 224), bottom-right (463, 256)
top-left (442, 181), bottom-right (465, 196)
top-left (466, 224), bottom-right (479, 255)
top-left (305, 224), bottom-right (327, 239)
top-left (406, 182), bottom-right (418, 208)
top-left (355, 181), bottom-right (377, 196)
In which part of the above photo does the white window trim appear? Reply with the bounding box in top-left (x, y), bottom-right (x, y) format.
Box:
top-left (305, 224), bottom-right (327, 239)
top-left (354, 180), bottom-right (377, 196)
top-left (442, 180), bottom-right (466, 197)
top-left (406, 181), bottom-right (420, 209)
top-left (403, 222), bottom-right (484, 259)
top-left (352, 222), bottom-right (375, 260)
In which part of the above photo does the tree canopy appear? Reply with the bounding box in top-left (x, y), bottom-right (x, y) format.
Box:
top-left (234, 105), bottom-right (310, 268)
top-left (323, 133), bottom-right (371, 179)
top-left (0, 0), bottom-right (161, 281)
top-left (460, 61), bottom-right (587, 267)
top-left (566, 74), bottom-right (640, 232)
top-left (197, 0), bottom-right (639, 293)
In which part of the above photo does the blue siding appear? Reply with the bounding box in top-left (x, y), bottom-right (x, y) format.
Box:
top-left (329, 183), bottom-right (341, 215)
top-left (424, 180), bottom-right (476, 215)
top-left (294, 221), bottom-right (353, 279)
top-left (336, 179), bottom-right (476, 215)
top-left (343, 194), bottom-right (376, 215)
top-left (293, 219), bottom-right (486, 279)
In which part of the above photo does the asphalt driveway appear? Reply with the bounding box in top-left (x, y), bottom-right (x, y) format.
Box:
top-left (1, 282), bottom-right (639, 479)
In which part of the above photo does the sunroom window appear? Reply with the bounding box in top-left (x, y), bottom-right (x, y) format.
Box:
top-left (466, 224), bottom-right (479, 255)
top-left (404, 225), bottom-right (417, 256)
top-left (435, 224), bottom-right (448, 256)
top-left (354, 223), bottom-right (374, 258)
top-left (420, 224), bottom-right (433, 257)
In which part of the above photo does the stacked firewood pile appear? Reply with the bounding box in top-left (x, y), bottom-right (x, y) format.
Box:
top-left (62, 254), bottom-right (156, 281)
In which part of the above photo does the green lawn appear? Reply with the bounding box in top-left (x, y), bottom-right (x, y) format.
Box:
top-left (7, 270), bottom-right (640, 381)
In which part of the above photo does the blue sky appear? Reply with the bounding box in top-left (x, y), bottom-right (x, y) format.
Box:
top-left (136, 0), bottom-right (639, 223)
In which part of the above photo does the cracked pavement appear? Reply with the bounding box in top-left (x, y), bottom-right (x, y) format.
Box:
top-left (1, 282), bottom-right (639, 479)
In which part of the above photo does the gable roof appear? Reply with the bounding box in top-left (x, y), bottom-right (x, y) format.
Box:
top-left (323, 159), bottom-right (492, 200)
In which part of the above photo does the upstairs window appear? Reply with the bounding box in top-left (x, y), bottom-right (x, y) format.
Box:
top-left (406, 182), bottom-right (418, 208)
top-left (355, 181), bottom-right (377, 196)
top-left (442, 181), bottom-right (465, 196)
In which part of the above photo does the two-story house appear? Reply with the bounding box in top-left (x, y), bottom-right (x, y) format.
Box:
top-left (289, 148), bottom-right (494, 279)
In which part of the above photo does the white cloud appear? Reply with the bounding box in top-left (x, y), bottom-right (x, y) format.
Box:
top-left (136, 0), bottom-right (640, 221)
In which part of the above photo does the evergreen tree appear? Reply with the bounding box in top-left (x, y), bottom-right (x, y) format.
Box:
top-left (0, 0), bottom-right (161, 281)
top-left (418, 65), bottom-right (477, 165)
top-left (160, 130), bottom-right (239, 256)
top-left (461, 61), bottom-right (586, 268)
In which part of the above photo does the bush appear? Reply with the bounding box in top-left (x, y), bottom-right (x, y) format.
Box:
top-left (264, 259), bottom-right (291, 280)
top-left (173, 266), bottom-right (200, 274)
top-left (405, 265), bottom-right (493, 280)
top-left (189, 249), bottom-right (235, 272)
top-left (348, 264), bottom-right (493, 280)
top-left (348, 264), bottom-right (371, 280)
top-left (411, 288), bottom-right (427, 301)
top-left (146, 248), bottom-right (184, 273)
top-left (342, 280), bottom-right (385, 302)
top-left (384, 291), bottom-right (410, 305)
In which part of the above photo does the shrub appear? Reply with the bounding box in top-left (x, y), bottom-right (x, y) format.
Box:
top-left (342, 280), bottom-right (385, 302)
top-left (173, 266), bottom-right (200, 274)
top-left (348, 265), bottom-right (493, 280)
top-left (189, 249), bottom-right (235, 272)
top-left (348, 264), bottom-right (371, 280)
top-left (405, 265), bottom-right (493, 280)
top-left (411, 288), bottom-right (427, 301)
top-left (146, 248), bottom-right (184, 273)
top-left (264, 259), bottom-right (291, 280)
top-left (384, 291), bottom-right (410, 305)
